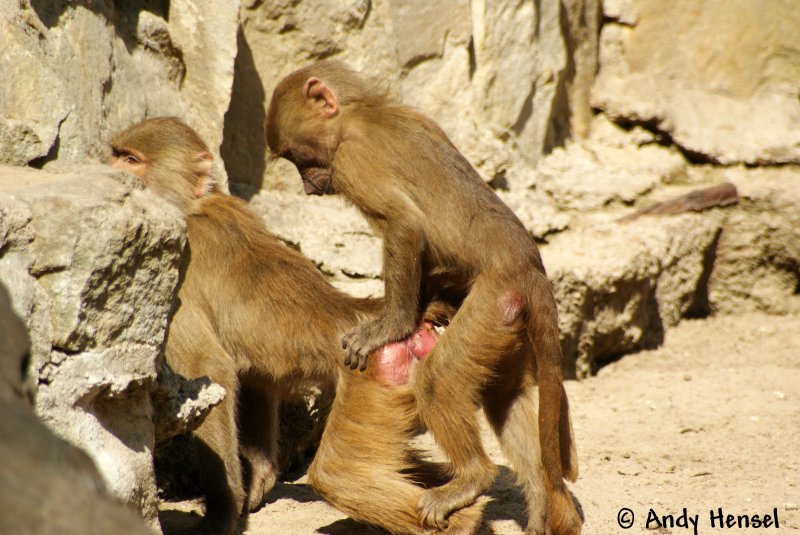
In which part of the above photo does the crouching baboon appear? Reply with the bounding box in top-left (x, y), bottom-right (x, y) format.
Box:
top-left (109, 117), bottom-right (484, 535)
top-left (267, 61), bottom-right (581, 535)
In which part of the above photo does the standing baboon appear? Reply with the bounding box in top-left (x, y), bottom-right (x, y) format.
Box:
top-left (267, 61), bottom-right (581, 535)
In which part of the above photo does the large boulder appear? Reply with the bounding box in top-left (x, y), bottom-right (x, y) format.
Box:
top-left (708, 167), bottom-right (800, 314)
top-left (544, 211), bottom-right (724, 377)
top-left (541, 164), bottom-right (800, 377)
top-left (0, 164), bottom-right (220, 529)
top-left (0, 282), bottom-right (153, 535)
top-left (536, 117), bottom-right (688, 211)
top-left (593, 0), bottom-right (800, 165)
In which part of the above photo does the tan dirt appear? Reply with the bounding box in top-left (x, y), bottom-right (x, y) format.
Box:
top-left (162, 302), bottom-right (800, 534)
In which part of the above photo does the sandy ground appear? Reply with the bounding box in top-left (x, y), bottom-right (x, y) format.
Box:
top-left (163, 301), bottom-right (800, 534)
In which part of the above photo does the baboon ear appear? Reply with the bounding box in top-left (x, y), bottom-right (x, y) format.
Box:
top-left (193, 151), bottom-right (216, 197)
top-left (302, 77), bottom-right (339, 118)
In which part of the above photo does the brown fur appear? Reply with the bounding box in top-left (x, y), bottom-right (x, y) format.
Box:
top-left (109, 117), bottom-right (482, 535)
top-left (310, 371), bottom-right (485, 535)
top-left (266, 61), bottom-right (582, 535)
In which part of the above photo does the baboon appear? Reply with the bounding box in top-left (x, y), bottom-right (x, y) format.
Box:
top-left (109, 117), bottom-right (484, 535)
top-left (266, 61), bottom-right (582, 535)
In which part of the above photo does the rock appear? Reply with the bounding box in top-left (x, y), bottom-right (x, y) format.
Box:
top-left (387, 0), bottom-right (470, 67)
top-left (470, 0), bottom-right (566, 167)
top-left (169, 0), bottom-right (241, 187)
top-left (496, 189), bottom-right (570, 240)
top-left (248, 190), bottom-right (383, 280)
top-left (235, 185), bottom-right (382, 295)
top-left (560, 0), bottom-right (602, 139)
top-left (0, 282), bottom-right (152, 535)
top-left (0, 6), bottom-right (68, 165)
top-left (0, 2), bottom-right (239, 188)
top-left (539, 144), bottom-right (656, 211)
top-left (541, 164), bottom-right (800, 377)
top-left (593, 0), bottom-right (800, 165)
top-left (226, 0), bottom-right (597, 189)
top-left (245, 187), bottom-right (570, 290)
top-left (537, 118), bottom-right (687, 211)
top-left (708, 167), bottom-right (800, 314)
top-left (0, 164), bottom-right (186, 529)
top-left (603, 0), bottom-right (638, 25)
top-left (543, 212), bottom-right (724, 377)
top-left (152, 362), bottom-right (226, 444)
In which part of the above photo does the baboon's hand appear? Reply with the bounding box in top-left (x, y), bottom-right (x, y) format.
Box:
top-left (342, 318), bottom-right (411, 371)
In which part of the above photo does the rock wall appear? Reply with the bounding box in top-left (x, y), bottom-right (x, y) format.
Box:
top-left (4, 0), bottom-right (797, 180)
top-left (223, 0), bottom-right (601, 191)
top-left (0, 164), bottom-right (222, 528)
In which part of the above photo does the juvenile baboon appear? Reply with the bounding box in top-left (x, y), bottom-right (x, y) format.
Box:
top-left (266, 61), bottom-right (582, 535)
top-left (109, 117), bottom-right (483, 535)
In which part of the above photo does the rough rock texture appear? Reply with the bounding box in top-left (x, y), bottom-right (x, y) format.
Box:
top-left (536, 117), bottom-right (687, 211)
top-left (0, 1), bottom-right (239, 188)
top-left (593, 0), bottom-right (800, 165)
top-left (0, 164), bottom-right (211, 529)
top-left (244, 186), bottom-right (570, 295)
top-left (152, 363), bottom-right (226, 445)
top-left (559, 0), bottom-right (602, 139)
top-left (544, 212), bottom-right (724, 377)
top-left (538, 161), bottom-right (799, 377)
top-left (247, 189), bottom-right (383, 281)
top-left (0, 282), bottom-right (153, 535)
top-left (708, 167), bottom-right (800, 314)
top-left (223, 0), bottom-right (600, 191)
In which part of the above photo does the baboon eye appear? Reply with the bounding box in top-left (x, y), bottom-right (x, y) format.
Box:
top-left (124, 154), bottom-right (140, 165)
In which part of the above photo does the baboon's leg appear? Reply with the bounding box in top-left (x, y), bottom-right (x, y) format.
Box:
top-left (238, 375), bottom-right (280, 512)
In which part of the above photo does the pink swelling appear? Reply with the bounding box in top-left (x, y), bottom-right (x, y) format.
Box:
top-left (371, 322), bottom-right (439, 386)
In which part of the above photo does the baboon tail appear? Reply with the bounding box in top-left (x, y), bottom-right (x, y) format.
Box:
top-left (527, 274), bottom-right (582, 534)
top-left (560, 386), bottom-right (579, 482)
